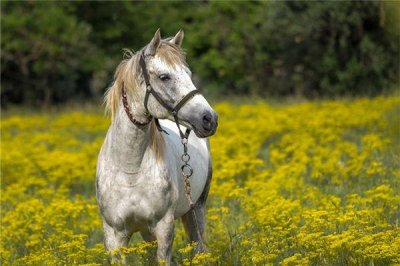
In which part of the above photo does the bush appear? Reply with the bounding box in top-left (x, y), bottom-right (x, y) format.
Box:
top-left (1, 1), bottom-right (398, 106)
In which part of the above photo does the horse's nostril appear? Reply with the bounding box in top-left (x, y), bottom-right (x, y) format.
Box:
top-left (203, 113), bottom-right (211, 123)
top-left (202, 112), bottom-right (212, 131)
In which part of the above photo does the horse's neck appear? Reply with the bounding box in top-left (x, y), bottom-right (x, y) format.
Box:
top-left (108, 105), bottom-right (150, 173)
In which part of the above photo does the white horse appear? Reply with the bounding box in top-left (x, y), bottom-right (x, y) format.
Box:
top-left (96, 29), bottom-right (218, 264)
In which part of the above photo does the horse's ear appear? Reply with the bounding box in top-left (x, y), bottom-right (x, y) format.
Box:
top-left (170, 29), bottom-right (184, 47)
top-left (145, 29), bottom-right (161, 56)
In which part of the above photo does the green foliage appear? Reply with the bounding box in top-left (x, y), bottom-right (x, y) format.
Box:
top-left (1, 1), bottom-right (102, 105)
top-left (1, 1), bottom-right (398, 106)
top-left (256, 1), bottom-right (399, 97)
top-left (186, 2), bottom-right (268, 96)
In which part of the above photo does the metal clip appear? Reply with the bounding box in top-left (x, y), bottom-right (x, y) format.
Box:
top-left (181, 164), bottom-right (193, 178)
top-left (181, 153), bottom-right (190, 163)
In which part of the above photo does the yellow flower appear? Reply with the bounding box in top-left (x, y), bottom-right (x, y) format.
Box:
top-left (1, 97), bottom-right (399, 265)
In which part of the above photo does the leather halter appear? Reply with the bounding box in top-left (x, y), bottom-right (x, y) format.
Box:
top-left (139, 53), bottom-right (200, 139)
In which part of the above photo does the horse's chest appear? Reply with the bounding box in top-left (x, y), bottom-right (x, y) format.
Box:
top-left (101, 170), bottom-right (177, 230)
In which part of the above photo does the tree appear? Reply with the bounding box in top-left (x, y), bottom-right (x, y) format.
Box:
top-left (257, 1), bottom-right (399, 97)
top-left (1, 1), bottom-right (100, 106)
top-left (1, 1), bottom-right (398, 106)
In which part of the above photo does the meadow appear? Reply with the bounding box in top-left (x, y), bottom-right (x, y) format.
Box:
top-left (1, 97), bottom-right (399, 265)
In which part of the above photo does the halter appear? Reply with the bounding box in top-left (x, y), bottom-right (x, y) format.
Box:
top-left (140, 53), bottom-right (200, 139)
top-left (121, 52), bottom-right (200, 138)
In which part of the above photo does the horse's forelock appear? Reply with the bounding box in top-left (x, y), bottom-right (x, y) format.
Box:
top-left (156, 41), bottom-right (187, 69)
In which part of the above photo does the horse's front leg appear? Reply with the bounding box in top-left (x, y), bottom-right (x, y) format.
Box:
top-left (151, 210), bottom-right (175, 265)
top-left (102, 219), bottom-right (131, 264)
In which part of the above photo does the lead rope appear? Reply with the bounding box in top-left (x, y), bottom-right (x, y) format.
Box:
top-left (180, 136), bottom-right (206, 252)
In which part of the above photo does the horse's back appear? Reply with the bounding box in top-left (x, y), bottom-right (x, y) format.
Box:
top-left (160, 120), bottom-right (211, 217)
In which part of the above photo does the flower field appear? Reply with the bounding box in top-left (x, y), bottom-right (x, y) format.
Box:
top-left (1, 97), bottom-right (399, 265)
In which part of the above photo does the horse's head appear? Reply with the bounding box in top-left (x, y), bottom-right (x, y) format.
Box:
top-left (139, 29), bottom-right (218, 138)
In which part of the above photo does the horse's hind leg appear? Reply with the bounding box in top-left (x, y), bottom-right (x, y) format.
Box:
top-left (181, 203), bottom-right (207, 253)
top-left (182, 157), bottom-right (212, 253)
top-left (102, 220), bottom-right (131, 264)
top-left (140, 229), bottom-right (157, 264)
top-left (140, 229), bottom-right (156, 242)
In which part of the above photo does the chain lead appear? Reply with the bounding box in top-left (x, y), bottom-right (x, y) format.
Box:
top-left (180, 135), bottom-right (206, 251)
top-left (181, 137), bottom-right (194, 208)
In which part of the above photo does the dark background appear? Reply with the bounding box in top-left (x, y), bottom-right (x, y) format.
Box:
top-left (1, 1), bottom-right (399, 107)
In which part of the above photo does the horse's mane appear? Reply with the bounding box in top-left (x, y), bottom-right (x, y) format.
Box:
top-left (104, 41), bottom-right (187, 161)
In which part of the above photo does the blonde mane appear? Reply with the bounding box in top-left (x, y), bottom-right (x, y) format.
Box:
top-left (104, 41), bottom-right (187, 161)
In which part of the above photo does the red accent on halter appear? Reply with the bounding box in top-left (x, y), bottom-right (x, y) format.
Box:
top-left (121, 85), bottom-right (150, 126)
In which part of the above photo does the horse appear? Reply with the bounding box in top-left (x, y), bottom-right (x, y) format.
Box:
top-left (96, 29), bottom-right (218, 265)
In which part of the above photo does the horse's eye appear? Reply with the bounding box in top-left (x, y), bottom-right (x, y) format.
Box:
top-left (159, 74), bottom-right (170, 81)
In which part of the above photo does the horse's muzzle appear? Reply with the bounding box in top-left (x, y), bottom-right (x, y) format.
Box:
top-left (194, 110), bottom-right (218, 138)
